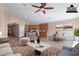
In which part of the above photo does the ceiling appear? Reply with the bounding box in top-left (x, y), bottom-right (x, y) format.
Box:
top-left (3, 3), bottom-right (79, 24)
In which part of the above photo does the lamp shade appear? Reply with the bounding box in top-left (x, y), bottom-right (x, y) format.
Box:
top-left (0, 31), bottom-right (2, 36)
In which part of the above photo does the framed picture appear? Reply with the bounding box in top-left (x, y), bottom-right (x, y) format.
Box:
top-left (64, 24), bottom-right (73, 29)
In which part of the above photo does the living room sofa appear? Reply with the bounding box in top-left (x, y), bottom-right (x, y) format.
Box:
top-left (58, 46), bottom-right (73, 56)
top-left (58, 43), bottom-right (79, 56)
top-left (0, 43), bottom-right (21, 56)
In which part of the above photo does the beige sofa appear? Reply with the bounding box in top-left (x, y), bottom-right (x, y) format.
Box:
top-left (0, 43), bottom-right (21, 56)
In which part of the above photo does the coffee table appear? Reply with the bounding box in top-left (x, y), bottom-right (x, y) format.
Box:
top-left (27, 42), bottom-right (51, 55)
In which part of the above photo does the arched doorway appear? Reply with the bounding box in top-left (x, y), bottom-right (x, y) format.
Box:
top-left (8, 23), bottom-right (19, 37)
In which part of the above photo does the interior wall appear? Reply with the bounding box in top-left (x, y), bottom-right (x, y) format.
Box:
top-left (48, 18), bottom-right (79, 37)
top-left (0, 4), bottom-right (8, 38)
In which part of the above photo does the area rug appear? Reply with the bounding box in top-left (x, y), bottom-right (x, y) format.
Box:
top-left (12, 46), bottom-right (60, 56)
top-left (41, 47), bottom-right (60, 56)
top-left (12, 46), bottom-right (35, 56)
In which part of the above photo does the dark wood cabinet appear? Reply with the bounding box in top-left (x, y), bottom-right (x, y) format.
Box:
top-left (25, 23), bottom-right (48, 37)
top-left (39, 23), bottom-right (48, 37)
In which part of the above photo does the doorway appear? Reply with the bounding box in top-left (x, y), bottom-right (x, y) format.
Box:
top-left (8, 23), bottom-right (19, 37)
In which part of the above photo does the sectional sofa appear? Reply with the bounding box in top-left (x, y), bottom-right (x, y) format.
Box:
top-left (0, 43), bottom-right (21, 56)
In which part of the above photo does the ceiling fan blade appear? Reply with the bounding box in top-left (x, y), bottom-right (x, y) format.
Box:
top-left (44, 7), bottom-right (54, 9)
top-left (41, 3), bottom-right (47, 7)
top-left (43, 10), bottom-right (46, 14)
top-left (35, 9), bottom-right (41, 13)
top-left (32, 5), bottom-right (40, 8)
top-left (41, 3), bottom-right (46, 5)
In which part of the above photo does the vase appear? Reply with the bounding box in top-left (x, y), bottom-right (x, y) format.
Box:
top-left (37, 37), bottom-right (40, 44)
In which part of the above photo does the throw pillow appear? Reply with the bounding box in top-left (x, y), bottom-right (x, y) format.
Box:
top-left (72, 43), bottom-right (79, 56)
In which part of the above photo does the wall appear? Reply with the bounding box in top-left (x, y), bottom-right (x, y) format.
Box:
top-left (0, 4), bottom-right (8, 38)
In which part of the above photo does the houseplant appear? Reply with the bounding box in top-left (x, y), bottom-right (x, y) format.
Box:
top-left (74, 28), bottom-right (79, 41)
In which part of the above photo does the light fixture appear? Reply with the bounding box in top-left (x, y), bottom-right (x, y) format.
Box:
top-left (41, 8), bottom-right (45, 11)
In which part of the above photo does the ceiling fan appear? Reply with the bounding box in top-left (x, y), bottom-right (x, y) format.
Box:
top-left (32, 3), bottom-right (54, 14)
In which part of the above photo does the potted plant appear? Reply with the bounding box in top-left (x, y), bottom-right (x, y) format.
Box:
top-left (74, 28), bottom-right (79, 41)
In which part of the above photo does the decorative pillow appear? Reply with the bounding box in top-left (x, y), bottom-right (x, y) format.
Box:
top-left (72, 43), bottom-right (79, 56)
top-left (72, 41), bottom-right (79, 47)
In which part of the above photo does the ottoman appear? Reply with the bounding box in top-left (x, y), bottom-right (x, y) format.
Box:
top-left (19, 37), bottom-right (30, 46)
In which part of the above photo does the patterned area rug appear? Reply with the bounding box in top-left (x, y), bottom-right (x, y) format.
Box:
top-left (12, 46), bottom-right (35, 56)
top-left (12, 46), bottom-right (60, 56)
top-left (41, 47), bottom-right (60, 56)
top-left (8, 36), bottom-right (60, 56)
